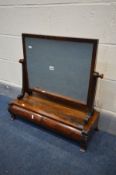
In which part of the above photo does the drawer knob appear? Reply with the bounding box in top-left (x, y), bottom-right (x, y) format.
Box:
top-left (32, 114), bottom-right (34, 119)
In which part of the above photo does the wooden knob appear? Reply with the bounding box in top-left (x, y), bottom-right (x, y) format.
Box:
top-left (31, 115), bottom-right (34, 119)
top-left (19, 59), bottom-right (24, 64)
top-left (93, 72), bottom-right (104, 79)
top-left (99, 74), bottom-right (104, 79)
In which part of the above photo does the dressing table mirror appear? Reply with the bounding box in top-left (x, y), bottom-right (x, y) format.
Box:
top-left (9, 34), bottom-right (103, 151)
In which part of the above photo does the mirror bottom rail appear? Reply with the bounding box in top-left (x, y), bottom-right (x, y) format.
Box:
top-left (8, 96), bottom-right (99, 151)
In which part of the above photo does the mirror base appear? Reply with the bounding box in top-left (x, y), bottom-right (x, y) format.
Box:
top-left (9, 93), bottom-right (99, 151)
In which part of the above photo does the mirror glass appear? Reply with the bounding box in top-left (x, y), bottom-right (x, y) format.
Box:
top-left (24, 36), bottom-right (94, 103)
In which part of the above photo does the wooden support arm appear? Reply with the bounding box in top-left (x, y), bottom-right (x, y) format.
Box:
top-left (17, 58), bottom-right (31, 100)
top-left (84, 72), bottom-right (104, 123)
top-left (17, 58), bottom-right (25, 99)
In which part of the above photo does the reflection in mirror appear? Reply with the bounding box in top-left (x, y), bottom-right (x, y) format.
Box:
top-left (25, 37), bottom-right (94, 104)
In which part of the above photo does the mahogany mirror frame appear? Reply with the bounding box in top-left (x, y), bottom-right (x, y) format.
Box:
top-left (19, 33), bottom-right (103, 118)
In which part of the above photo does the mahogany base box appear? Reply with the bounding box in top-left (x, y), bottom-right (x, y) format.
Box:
top-left (9, 91), bottom-right (99, 151)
